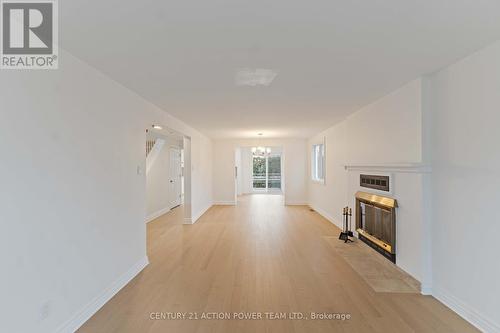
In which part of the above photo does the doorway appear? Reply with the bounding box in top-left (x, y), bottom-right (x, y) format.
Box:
top-left (145, 125), bottom-right (190, 224)
top-left (234, 146), bottom-right (284, 205)
top-left (252, 152), bottom-right (282, 192)
top-left (168, 147), bottom-right (182, 209)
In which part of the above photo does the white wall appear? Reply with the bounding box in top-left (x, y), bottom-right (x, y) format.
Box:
top-left (339, 78), bottom-right (423, 164)
top-left (147, 142), bottom-right (170, 216)
top-left (190, 135), bottom-right (213, 221)
top-left (235, 148), bottom-right (243, 196)
top-left (0, 49), bottom-right (212, 333)
top-left (212, 139), bottom-right (307, 205)
top-left (240, 147), bottom-right (253, 194)
top-left (429, 40), bottom-right (500, 331)
top-left (308, 79), bottom-right (428, 283)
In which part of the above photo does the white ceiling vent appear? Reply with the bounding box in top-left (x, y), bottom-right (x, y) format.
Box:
top-left (235, 68), bottom-right (277, 87)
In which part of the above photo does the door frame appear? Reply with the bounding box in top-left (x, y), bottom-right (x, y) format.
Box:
top-left (168, 146), bottom-right (182, 209)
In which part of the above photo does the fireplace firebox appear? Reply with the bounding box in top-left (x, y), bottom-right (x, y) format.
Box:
top-left (355, 191), bottom-right (397, 263)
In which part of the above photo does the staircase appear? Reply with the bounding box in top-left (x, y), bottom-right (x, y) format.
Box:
top-left (146, 138), bottom-right (165, 175)
top-left (146, 140), bottom-right (156, 156)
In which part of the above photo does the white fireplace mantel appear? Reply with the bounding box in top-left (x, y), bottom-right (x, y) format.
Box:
top-left (344, 163), bottom-right (432, 174)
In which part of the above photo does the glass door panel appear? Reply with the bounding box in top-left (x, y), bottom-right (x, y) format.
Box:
top-left (252, 153), bottom-right (281, 191)
top-left (267, 155), bottom-right (281, 189)
top-left (252, 156), bottom-right (266, 189)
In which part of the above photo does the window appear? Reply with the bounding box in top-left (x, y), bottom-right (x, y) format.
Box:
top-left (253, 156), bottom-right (266, 189)
top-left (252, 153), bottom-right (282, 191)
top-left (267, 155), bottom-right (281, 189)
top-left (311, 143), bottom-right (325, 182)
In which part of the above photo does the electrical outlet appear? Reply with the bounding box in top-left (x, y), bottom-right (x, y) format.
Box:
top-left (39, 301), bottom-right (51, 321)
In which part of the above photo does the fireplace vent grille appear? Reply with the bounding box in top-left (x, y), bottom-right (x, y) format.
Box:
top-left (360, 174), bottom-right (390, 192)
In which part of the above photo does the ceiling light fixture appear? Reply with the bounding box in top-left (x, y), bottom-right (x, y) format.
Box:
top-left (152, 125), bottom-right (163, 130)
top-left (235, 68), bottom-right (277, 87)
top-left (252, 133), bottom-right (271, 157)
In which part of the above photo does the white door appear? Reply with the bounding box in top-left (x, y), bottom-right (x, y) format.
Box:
top-left (169, 147), bottom-right (182, 209)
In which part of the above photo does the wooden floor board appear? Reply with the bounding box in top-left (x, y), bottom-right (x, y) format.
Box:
top-left (78, 194), bottom-right (477, 333)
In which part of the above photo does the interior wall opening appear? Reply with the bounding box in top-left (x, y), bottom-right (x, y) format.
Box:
top-left (235, 146), bottom-right (284, 205)
top-left (145, 125), bottom-right (190, 225)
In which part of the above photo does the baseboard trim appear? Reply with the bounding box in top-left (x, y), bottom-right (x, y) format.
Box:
top-left (420, 284), bottom-right (432, 296)
top-left (309, 204), bottom-right (342, 229)
top-left (192, 203), bottom-right (213, 224)
top-left (285, 202), bottom-right (308, 206)
top-left (184, 203), bottom-right (214, 224)
top-left (433, 286), bottom-right (500, 333)
top-left (56, 256), bottom-right (149, 333)
top-left (420, 284), bottom-right (433, 296)
top-left (145, 207), bottom-right (170, 223)
top-left (213, 201), bottom-right (236, 205)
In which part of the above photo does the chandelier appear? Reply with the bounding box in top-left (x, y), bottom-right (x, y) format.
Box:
top-left (252, 146), bottom-right (271, 157)
top-left (252, 133), bottom-right (271, 157)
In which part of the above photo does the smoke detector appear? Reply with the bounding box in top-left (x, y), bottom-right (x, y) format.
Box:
top-left (235, 68), bottom-right (277, 87)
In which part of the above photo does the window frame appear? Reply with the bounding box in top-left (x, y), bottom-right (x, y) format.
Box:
top-left (311, 141), bottom-right (325, 184)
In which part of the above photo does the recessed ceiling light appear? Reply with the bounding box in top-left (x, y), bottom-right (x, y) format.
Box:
top-left (152, 125), bottom-right (163, 130)
top-left (235, 68), bottom-right (277, 87)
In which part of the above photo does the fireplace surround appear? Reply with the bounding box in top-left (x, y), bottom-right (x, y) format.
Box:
top-left (355, 191), bottom-right (397, 263)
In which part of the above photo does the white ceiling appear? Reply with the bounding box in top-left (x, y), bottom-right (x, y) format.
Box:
top-left (60, 0), bottom-right (500, 138)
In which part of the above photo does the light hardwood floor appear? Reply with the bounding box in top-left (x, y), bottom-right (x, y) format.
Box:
top-left (79, 194), bottom-right (477, 333)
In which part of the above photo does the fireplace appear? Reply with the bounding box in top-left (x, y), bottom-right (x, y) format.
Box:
top-left (355, 191), bottom-right (397, 263)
